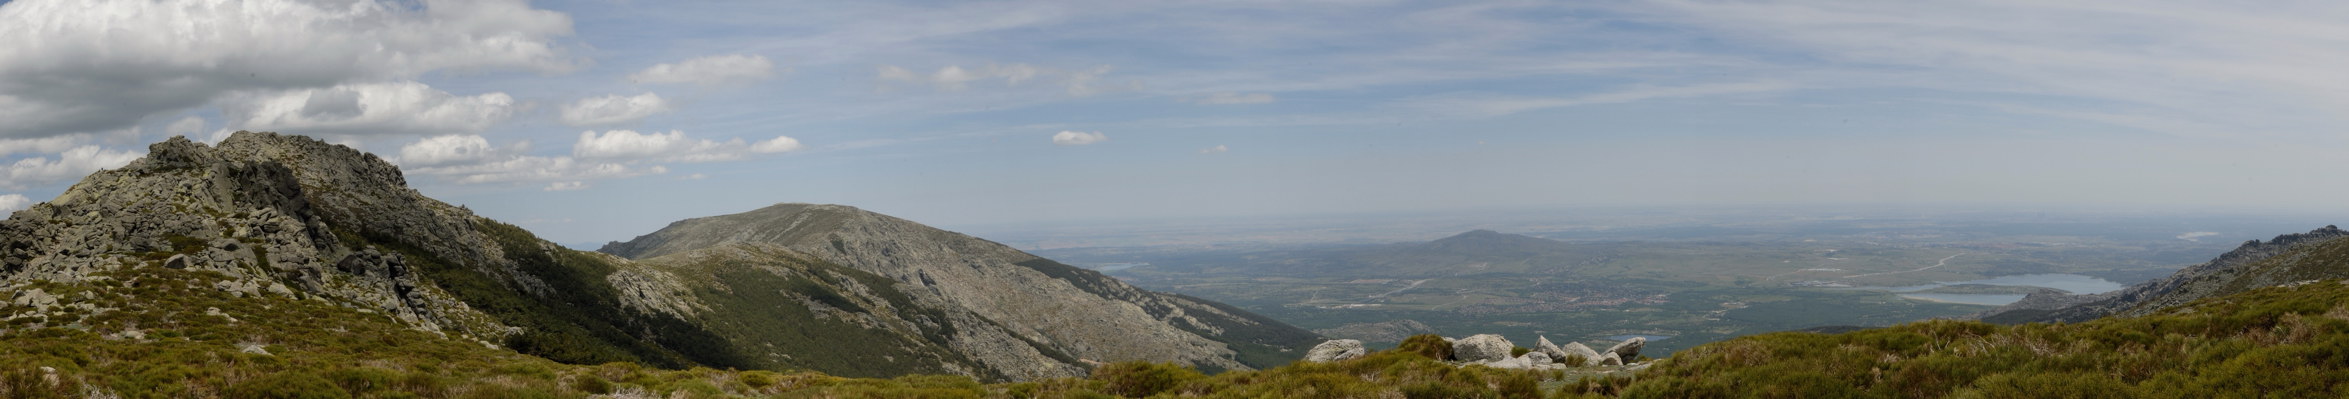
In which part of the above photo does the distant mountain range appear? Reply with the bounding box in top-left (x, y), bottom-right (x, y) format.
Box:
top-left (0, 132), bottom-right (1317, 381)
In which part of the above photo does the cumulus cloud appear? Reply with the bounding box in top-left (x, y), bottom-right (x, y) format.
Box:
top-left (630, 54), bottom-right (778, 85)
top-left (1051, 131), bottom-right (1108, 146)
top-left (165, 116), bottom-right (208, 137)
top-left (1192, 92), bottom-right (1276, 105)
top-left (750, 136), bottom-right (805, 153)
top-left (1, 146), bottom-right (143, 189)
top-left (396, 134), bottom-right (525, 167)
top-left (878, 63), bottom-right (1135, 96)
top-left (222, 81), bottom-right (518, 135)
top-left (1199, 145), bottom-right (1230, 154)
top-left (393, 130), bottom-right (798, 189)
top-left (0, 135), bottom-right (88, 157)
top-left (0, 0), bottom-right (574, 138)
top-left (0, 193), bottom-right (29, 212)
top-left (420, 156), bottom-right (666, 185)
top-left (576, 130), bottom-right (801, 163)
top-left (559, 93), bottom-right (669, 126)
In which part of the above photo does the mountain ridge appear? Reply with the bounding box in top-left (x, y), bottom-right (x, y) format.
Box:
top-left (0, 131), bottom-right (1313, 381)
top-left (601, 202), bottom-right (1324, 373)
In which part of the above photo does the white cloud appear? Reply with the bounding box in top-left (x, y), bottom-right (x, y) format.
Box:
top-left (0, 193), bottom-right (31, 212)
top-left (576, 130), bottom-right (801, 163)
top-left (559, 93), bottom-right (670, 126)
top-left (165, 116), bottom-right (208, 137)
top-left (2, 145), bottom-right (142, 189)
top-left (1629, 1), bottom-right (2349, 137)
top-left (543, 181), bottom-right (588, 191)
top-left (682, 173), bottom-right (708, 180)
top-left (1409, 81), bottom-right (1793, 118)
top-left (0, 135), bottom-right (88, 157)
top-left (425, 156), bottom-right (666, 185)
top-left (0, 0), bottom-right (574, 138)
top-left (396, 134), bottom-right (524, 167)
top-left (1051, 131), bottom-right (1108, 146)
top-left (1199, 145), bottom-right (1229, 154)
top-left (223, 81), bottom-right (517, 135)
top-left (751, 136), bottom-right (805, 153)
top-left (877, 63), bottom-right (1134, 96)
top-left (630, 54), bottom-right (778, 85)
top-left (1193, 92), bottom-right (1275, 105)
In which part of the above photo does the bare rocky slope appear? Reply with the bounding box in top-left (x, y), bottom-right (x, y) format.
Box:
top-left (1976, 225), bottom-right (2349, 324)
top-left (0, 132), bottom-right (1314, 381)
top-left (600, 203), bottom-right (1324, 374)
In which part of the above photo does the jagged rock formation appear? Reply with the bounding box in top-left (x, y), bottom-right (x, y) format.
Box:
top-left (600, 203), bottom-right (1324, 375)
top-left (1302, 339), bottom-right (1366, 362)
top-left (1976, 226), bottom-right (2349, 324)
top-left (0, 132), bottom-right (1315, 382)
top-left (1324, 334), bottom-right (1648, 371)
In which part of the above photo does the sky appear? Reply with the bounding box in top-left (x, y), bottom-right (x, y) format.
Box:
top-left (3, 0), bottom-right (2349, 245)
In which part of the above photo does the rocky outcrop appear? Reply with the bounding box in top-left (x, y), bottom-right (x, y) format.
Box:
top-left (1977, 226), bottom-right (2349, 324)
top-left (1607, 337), bottom-right (1646, 360)
top-left (1452, 334), bottom-right (1515, 363)
top-left (1303, 339), bottom-right (1366, 362)
top-left (1319, 334), bottom-right (1651, 371)
top-left (0, 133), bottom-right (504, 340)
top-left (600, 203), bottom-right (1323, 374)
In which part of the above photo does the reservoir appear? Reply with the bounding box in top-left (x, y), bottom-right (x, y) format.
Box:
top-left (1865, 274), bottom-right (2127, 306)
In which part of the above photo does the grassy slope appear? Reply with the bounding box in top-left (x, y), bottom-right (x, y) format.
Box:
top-left (11, 261), bottom-right (2349, 397)
top-left (1616, 280), bottom-right (2349, 398)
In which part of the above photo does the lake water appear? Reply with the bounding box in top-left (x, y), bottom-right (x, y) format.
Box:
top-left (1862, 274), bottom-right (2126, 306)
top-left (1604, 334), bottom-right (1673, 342)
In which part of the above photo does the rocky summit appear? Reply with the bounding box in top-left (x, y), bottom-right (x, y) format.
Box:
top-left (0, 132), bottom-right (1317, 382)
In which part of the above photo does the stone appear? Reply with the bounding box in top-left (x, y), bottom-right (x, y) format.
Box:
top-left (1303, 339), bottom-right (1367, 362)
top-left (164, 254), bottom-right (190, 269)
top-left (240, 343), bottom-right (272, 356)
top-left (1607, 337), bottom-right (1646, 360)
top-left (1560, 342), bottom-right (1603, 366)
top-left (1523, 351), bottom-right (1551, 365)
top-left (1536, 336), bottom-right (1567, 360)
top-left (1599, 352), bottom-right (1623, 366)
top-left (1453, 334), bottom-right (1514, 363)
top-left (10, 288), bottom-right (58, 309)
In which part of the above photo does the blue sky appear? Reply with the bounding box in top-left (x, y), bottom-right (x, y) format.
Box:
top-left (4, 1), bottom-right (2349, 245)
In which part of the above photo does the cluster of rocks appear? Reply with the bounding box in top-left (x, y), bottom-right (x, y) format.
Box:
top-left (1304, 334), bottom-right (1650, 371)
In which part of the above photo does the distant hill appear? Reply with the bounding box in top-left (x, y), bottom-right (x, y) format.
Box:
top-left (1976, 225), bottom-right (2349, 324)
top-left (600, 203), bottom-right (1323, 374)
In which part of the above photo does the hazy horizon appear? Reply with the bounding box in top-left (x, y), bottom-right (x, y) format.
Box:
top-left (7, 1), bottom-right (2349, 245)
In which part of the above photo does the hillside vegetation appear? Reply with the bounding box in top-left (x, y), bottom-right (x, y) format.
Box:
top-left (12, 256), bottom-right (2349, 397)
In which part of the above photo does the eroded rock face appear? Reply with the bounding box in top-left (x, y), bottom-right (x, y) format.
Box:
top-left (0, 133), bottom-right (505, 340)
top-left (1608, 337), bottom-right (1646, 360)
top-left (1304, 339), bottom-right (1367, 362)
top-left (1453, 334), bottom-right (1514, 363)
top-left (1559, 342), bottom-right (1603, 366)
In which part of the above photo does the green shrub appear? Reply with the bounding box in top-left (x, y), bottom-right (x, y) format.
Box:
top-left (1091, 362), bottom-right (1204, 397)
top-left (325, 367), bottom-right (398, 394)
top-left (1396, 334), bottom-right (1454, 361)
top-left (569, 375), bottom-right (613, 395)
top-left (224, 372), bottom-right (351, 399)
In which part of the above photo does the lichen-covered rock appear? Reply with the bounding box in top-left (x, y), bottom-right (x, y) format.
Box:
top-left (1560, 342), bottom-right (1603, 366)
top-left (1453, 334), bottom-right (1514, 363)
top-left (1304, 339), bottom-right (1367, 362)
top-left (1608, 337), bottom-right (1646, 360)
